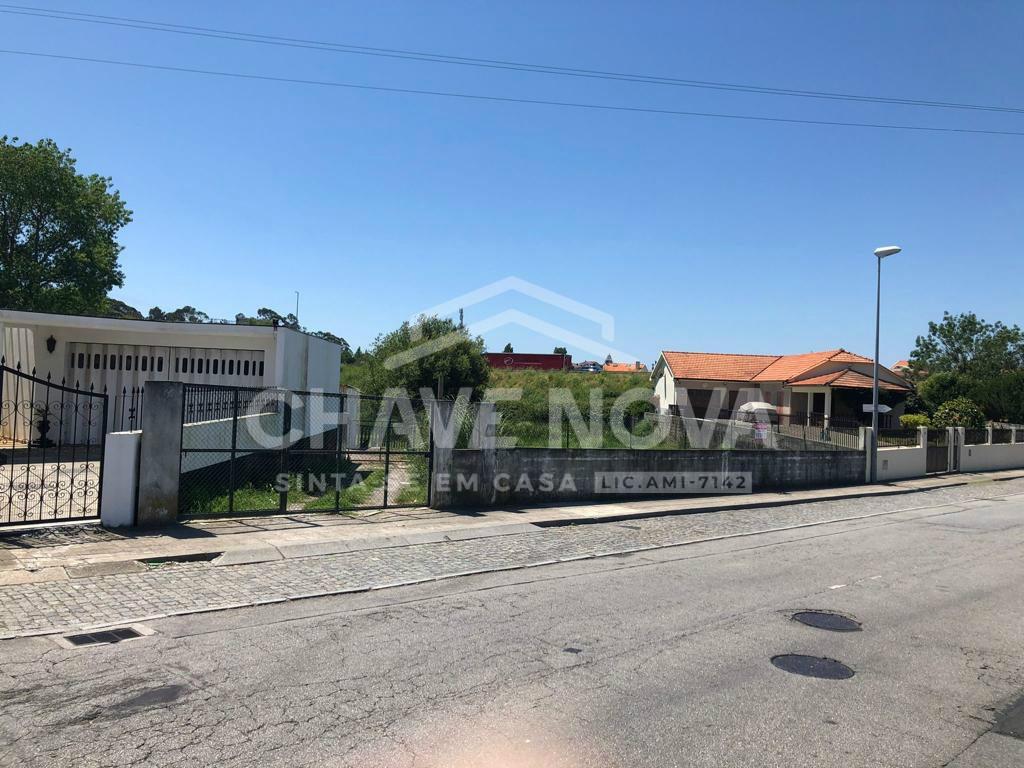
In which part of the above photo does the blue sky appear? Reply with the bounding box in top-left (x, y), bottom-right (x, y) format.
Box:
top-left (4, 1), bottom-right (1022, 366)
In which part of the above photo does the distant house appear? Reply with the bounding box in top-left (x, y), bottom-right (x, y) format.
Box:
top-left (484, 352), bottom-right (572, 371)
top-left (892, 359), bottom-right (912, 374)
top-left (651, 348), bottom-right (911, 426)
top-left (603, 361), bottom-right (649, 373)
top-left (574, 360), bottom-right (603, 373)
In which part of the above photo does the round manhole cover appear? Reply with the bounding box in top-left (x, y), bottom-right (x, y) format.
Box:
top-left (792, 611), bottom-right (862, 632)
top-left (771, 654), bottom-right (855, 680)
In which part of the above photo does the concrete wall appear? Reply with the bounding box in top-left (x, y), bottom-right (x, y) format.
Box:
top-left (440, 448), bottom-right (865, 508)
top-left (960, 441), bottom-right (1024, 472)
top-left (100, 431), bottom-right (141, 527)
top-left (878, 445), bottom-right (927, 481)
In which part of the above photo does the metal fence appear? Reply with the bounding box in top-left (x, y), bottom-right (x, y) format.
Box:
top-left (877, 428), bottom-right (920, 447)
top-left (964, 428), bottom-right (990, 445)
top-left (0, 362), bottom-right (107, 526)
top-left (178, 385), bottom-right (432, 518)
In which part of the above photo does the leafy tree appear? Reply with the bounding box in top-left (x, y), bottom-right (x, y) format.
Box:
top-left (553, 346), bottom-right (567, 355)
top-left (105, 298), bottom-right (143, 320)
top-left (149, 305), bottom-right (210, 323)
top-left (932, 396), bottom-right (986, 429)
top-left (969, 371), bottom-right (1024, 424)
top-left (910, 312), bottom-right (1024, 379)
top-left (916, 371), bottom-right (970, 414)
top-left (502, 342), bottom-right (514, 353)
top-left (0, 136), bottom-right (132, 314)
top-left (358, 315), bottom-right (489, 398)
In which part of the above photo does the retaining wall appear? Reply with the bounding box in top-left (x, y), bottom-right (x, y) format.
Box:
top-left (441, 448), bottom-right (865, 508)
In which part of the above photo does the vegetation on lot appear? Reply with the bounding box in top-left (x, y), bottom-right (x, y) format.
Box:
top-left (342, 315), bottom-right (490, 399)
top-left (931, 397), bottom-right (987, 429)
top-left (0, 136), bottom-right (131, 315)
top-left (906, 312), bottom-right (1024, 424)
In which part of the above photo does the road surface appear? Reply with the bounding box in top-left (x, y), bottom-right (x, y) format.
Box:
top-left (2, 483), bottom-right (1024, 767)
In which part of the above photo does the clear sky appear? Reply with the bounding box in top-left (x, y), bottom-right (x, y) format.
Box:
top-left (4, 1), bottom-right (1022, 367)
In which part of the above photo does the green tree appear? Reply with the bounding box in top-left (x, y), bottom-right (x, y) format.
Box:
top-left (969, 371), bottom-right (1024, 424)
top-left (0, 137), bottom-right (132, 314)
top-left (553, 346), bottom-right (567, 355)
top-left (917, 371), bottom-right (970, 414)
top-left (149, 305), bottom-right (210, 323)
top-left (502, 342), bottom-right (514, 353)
top-left (910, 312), bottom-right (1024, 379)
top-left (932, 396), bottom-right (986, 429)
top-left (359, 315), bottom-right (489, 398)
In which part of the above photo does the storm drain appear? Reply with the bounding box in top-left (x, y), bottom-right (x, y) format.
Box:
top-left (771, 654), bottom-right (855, 680)
top-left (792, 611), bottom-right (862, 632)
top-left (63, 627), bottom-right (142, 647)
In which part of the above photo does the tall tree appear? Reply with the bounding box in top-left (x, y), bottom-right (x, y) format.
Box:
top-left (0, 137), bottom-right (132, 314)
top-left (910, 312), bottom-right (1024, 379)
top-left (359, 315), bottom-right (489, 398)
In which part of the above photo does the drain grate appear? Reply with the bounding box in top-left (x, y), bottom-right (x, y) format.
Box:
top-left (792, 611), bottom-right (862, 632)
top-left (64, 627), bottom-right (142, 647)
top-left (771, 654), bottom-right (855, 680)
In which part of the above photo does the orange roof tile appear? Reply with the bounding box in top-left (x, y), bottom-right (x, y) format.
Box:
top-left (752, 350), bottom-right (842, 382)
top-left (603, 362), bottom-right (647, 373)
top-left (660, 348), bottom-right (907, 386)
top-left (662, 351), bottom-right (778, 381)
top-left (788, 368), bottom-right (909, 391)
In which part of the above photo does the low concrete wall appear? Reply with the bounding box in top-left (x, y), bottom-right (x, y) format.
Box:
top-left (100, 431), bottom-right (141, 527)
top-left (877, 445), bottom-right (927, 481)
top-left (960, 441), bottom-right (1024, 472)
top-left (441, 448), bottom-right (865, 508)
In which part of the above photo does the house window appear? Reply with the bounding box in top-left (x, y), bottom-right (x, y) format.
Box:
top-left (229, 360), bottom-right (234, 375)
top-left (258, 360), bottom-right (264, 377)
top-left (212, 359), bottom-right (218, 375)
top-left (174, 358), bottom-right (180, 374)
top-left (141, 356), bottom-right (148, 371)
top-left (78, 353), bottom-right (85, 369)
top-left (197, 359), bottom-right (204, 374)
top-left (93, 354), bottom-right (101, 369)
top-left (156, 357), bottom-right (163, 372)
top-left (244, 360), bottom-right (250, 376)
top-left (190, 358), bottom-right (196, 374)
top-left (125, 356), bottom-right (132, 371)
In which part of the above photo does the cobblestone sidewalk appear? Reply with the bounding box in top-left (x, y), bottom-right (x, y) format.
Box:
top-left (2, 478), bottom-right (1022, 638)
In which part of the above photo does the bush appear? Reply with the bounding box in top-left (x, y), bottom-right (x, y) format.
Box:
top-left (932, 397), bottom-right (987, 429)
top-left (917, 372), bottom-right (970, 414)
top-left (899, 413), bottom-right (930, 428)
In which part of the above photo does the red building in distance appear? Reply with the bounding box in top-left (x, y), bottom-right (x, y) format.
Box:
top-left (483, 352), bottom-right (573, 371)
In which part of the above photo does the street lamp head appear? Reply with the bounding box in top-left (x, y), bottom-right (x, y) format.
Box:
top-left (874, 245), bottom-right (902, 259)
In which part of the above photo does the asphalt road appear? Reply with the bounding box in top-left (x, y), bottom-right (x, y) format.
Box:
top-left (3, 489), bottom-right (1024, 767)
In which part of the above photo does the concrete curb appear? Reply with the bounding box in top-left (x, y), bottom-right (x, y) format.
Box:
top-left (531, 472), bottom-right (1024, 528)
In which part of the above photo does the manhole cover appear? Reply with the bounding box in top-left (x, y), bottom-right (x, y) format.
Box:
top-left (771, 654), bottom-right (855, 680)
top-left (792, 611), bottom-right (862, 632)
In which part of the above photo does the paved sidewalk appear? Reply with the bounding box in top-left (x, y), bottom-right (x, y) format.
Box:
top-left (0, 469), bottom-right (1021, 586)
top-left (1, 474), bottom-right (1023, 639)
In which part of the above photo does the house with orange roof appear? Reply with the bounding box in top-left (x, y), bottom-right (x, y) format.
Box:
top-left (602, 360), bottom-right (649, 373)
top-left (651, 348), bottom-right (911, 426)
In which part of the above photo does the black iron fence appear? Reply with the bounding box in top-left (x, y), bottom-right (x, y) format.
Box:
top-left (964, 428), bottom-right (990, 445)
top-left (0, 362), bottom-right (107, 526)
top-left (878, 428), bottom-right (920, 447)
top-left (178, 385), bottom-right (432, 518)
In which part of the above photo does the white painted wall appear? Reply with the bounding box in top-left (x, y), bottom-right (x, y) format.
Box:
top-left (100, 431), bottom-right (141, 527)
top-left (959, 442), bottom-right (1024, 472)
top-left (878, 444), bottom-right (927, 481)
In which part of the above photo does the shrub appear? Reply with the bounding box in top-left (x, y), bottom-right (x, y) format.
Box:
top-left (932, 397), bottom-right (987, 429)
top-left (899, 413), bottom-right (930, 428)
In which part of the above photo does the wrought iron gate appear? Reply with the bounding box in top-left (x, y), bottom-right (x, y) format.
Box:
top-left (0, 362), bottom-right (107, 526)
top-left (178, 384), bottom-right (432, 518)
top-left (926, 427), bottom-right (950, 474)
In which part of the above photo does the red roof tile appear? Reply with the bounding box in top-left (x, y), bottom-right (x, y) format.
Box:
top-left (788, 368), bottom-right (909, 391)
top-left (662, 351), bottom-right (778, 381)
top-left (660, 348), bottom-right (907, 387)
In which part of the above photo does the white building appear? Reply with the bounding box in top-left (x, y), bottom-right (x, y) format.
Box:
top-left (0, 309), bottom-right (343, 398)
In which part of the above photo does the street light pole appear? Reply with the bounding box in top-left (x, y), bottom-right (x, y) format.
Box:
top-left (871, 245), bottom-right (902, 482)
